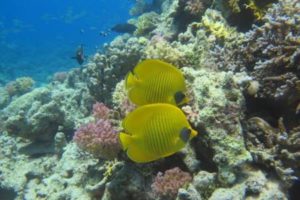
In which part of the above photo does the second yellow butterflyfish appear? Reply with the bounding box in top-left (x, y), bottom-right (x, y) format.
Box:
top-left (125, 59), bottom-right (188, 106)
top-left (119, 103), bottom-right (198, 163)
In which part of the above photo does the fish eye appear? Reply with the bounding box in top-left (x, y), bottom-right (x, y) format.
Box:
top-left (174, 91), bottom-right (186, 105)
top-left (180, 127), bottom-right (191, 142)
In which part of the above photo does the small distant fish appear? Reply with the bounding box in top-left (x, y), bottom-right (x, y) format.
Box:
top-left (125, 59), bottom-right (189, 106)
top-left (72, 44), bottom-right (85, 65)
top-left (111, 23), bottom-right (137, 34)
top-left (119, 103), bottom-right (198, 163)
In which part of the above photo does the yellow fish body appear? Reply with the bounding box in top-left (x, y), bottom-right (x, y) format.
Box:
top-left (119, 103), bottom-right (198, 163)
top-left (125, 59), bottom-right (188, 106)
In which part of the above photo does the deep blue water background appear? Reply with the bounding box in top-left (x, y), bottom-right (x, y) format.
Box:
top-left (0, 0), bottom-right (133, 85)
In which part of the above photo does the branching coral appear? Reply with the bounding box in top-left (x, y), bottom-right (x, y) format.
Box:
top-left (246, 117), bottom-right (300, 187)
top-left (201, 9), bottom-right (238, 41)
top-left (210, 0), bottom-right (300, 115)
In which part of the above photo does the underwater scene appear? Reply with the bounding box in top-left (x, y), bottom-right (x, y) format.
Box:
top-left (0, 0), bottom-right (299, 199)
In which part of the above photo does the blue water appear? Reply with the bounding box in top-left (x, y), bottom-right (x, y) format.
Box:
top-left (0, 0), bottom-right (133, 85)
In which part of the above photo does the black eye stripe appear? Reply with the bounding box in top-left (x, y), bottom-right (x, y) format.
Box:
top-left (174, 91), bottom-right (185, 104)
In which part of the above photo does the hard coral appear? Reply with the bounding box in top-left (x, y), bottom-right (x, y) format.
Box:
top-left (201, 9), bottom-right (237, 41)
top-left (238, 0), bottom-right (300, 100)
top-left (151, 167), bottom-right (192, 200)
top-left (5, 77), bottom-right (35, 97)
top-left (83, 35), bottom-right (146, 104)
top-left (73, 119), bottom-right (121, 160)
top-left (112, 80), bottom-right (136, 117)
top-left (144, 36), bottom-right (186, 67)
top-left (246, 117), bottom-right (300, 187)
top-left (133, 12), bottom-right (160, 36)
top-left (182, 67), bottom-right (252, 185)
top-left (184, 0), bottom-right (204, 16)
top-left (52, 71), bottom-right (68, 83)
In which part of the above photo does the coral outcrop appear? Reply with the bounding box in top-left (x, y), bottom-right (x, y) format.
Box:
top-left (1, 71), bottom-right (93, 142)
top-left (83, 35), bottom-right (147, 105)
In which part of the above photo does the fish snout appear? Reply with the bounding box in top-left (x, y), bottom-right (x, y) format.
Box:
top-left (191, 129), bottom-right (198, 138)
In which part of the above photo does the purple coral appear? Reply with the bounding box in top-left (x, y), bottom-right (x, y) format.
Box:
top-left (73, 119), bottom-right (121, 159)
top-left (92, 102), bottom-right (111, 120)
top-left (52, 71), bottom-right (68, 83)
top-left (151, 167), bottom-right (192, 199)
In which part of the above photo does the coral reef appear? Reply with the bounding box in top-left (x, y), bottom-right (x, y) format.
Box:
top-left (1, 71), bottom-right (93, 142)
top-left (209, 0), bottom-right (300, 189)
top-left (182, 68), bottom-right (252, 186)
top-left (246, 117), bottom-right (299, 187)
top-left (1, 0), bottom-right (299, 199)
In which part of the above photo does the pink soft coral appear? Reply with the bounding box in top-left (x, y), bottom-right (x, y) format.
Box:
top-left (92, 102), bottom-right (111, 120)
top-left (151, 167), bottom-right (192, 199)
top-left (73, 119), bottom-right (121, 159)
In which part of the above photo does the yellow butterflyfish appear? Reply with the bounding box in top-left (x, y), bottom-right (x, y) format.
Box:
top-left (119, 103), bottom-right (198, 163)
top-left (125, 59), bottom-right (188, 106)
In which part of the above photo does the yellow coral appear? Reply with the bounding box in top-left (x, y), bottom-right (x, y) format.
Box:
top-left (245, 0), bottom-right (272, 21)
top-left (229, 0), bottom-right (241, 13)
top-left (201, 9), bottom-right (236, 40)
top-left (103, 159), bottom-right (120, 178)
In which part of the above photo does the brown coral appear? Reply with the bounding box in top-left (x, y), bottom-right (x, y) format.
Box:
top-left (245, 117), bottom-right (300, 187)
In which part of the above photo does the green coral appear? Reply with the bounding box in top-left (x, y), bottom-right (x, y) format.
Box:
top-left (245, 0), bottom-right (274, 21)
top-left (201, 9), bottom-right (237, 40)
top-left (143, 38), bottom-right (186, 66)
top-left (228, 0), bottom-right (241, 13)
top-left (133, 12), bottom-right (160, 36)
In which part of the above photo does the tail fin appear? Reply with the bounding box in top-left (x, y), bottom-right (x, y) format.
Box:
top-left (119, 132), bottom-right (132, 150)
